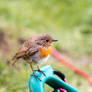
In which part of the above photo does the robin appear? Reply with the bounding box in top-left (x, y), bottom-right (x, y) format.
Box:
top-left (12, 34), bottom-right (57, 78)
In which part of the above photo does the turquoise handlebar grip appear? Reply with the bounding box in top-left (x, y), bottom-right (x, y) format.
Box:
top-left (29, 65), bottom-right (80, 92)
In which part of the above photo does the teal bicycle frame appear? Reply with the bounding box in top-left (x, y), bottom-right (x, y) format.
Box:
top-left (29, 65), bottom-right (80, 92)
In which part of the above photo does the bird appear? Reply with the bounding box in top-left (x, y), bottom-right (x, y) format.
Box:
top-left (12, 34), bottom-right (58, 78)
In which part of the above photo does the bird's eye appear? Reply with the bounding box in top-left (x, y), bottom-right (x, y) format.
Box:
top-left (46, 39), bottom-right (49, 42)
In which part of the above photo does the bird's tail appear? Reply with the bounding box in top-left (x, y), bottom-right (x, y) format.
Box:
top-left (12, 55), bottom-right (18, 66)
top-left (12, 59), bottom-right (17, 66)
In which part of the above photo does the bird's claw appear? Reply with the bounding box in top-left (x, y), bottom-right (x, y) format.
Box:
top-left (34, 69), bottom-right (46, 76)
top-left (31, 69), bottom-right (46, 81)
top-left (31, 74), bottom-right (41, 81)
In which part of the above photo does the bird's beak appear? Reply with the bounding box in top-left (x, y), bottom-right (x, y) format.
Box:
top-left (52, 39), bottom-right (58, 42)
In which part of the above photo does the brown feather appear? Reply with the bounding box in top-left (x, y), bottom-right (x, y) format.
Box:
top-left (12, 34), bottom-right (55, 66)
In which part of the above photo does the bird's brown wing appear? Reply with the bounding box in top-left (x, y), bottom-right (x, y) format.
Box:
top-left (12, 46), bottom-right (27, 60)
top-left (13, 47), bottom-right (40, 59)
top-left (12, 37), bottom-right (41, 66)
top-left (12, 37), bottom-right (41, 59)
top-left (12, 46), bottom-right (40, 66)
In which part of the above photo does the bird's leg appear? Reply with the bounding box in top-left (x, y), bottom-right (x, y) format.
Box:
top-left (30, 64), bottom-right (34, 73)
top-left (30, 64), bottom-right (41, 81)
top-left (37, 65), bottom-right (46, 76)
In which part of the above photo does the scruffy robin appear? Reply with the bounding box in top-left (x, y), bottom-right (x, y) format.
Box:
top-left (12, 34), bottom-right (57, 78)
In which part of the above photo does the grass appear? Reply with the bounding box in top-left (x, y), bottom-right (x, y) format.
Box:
top-left (0, 0), bottom-right (92, 92)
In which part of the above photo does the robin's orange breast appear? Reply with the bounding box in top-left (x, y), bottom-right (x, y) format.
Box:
top-left (39, 46), bottom-right (53, 58)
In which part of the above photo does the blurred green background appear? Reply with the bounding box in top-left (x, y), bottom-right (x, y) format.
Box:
top-left (0, 0), bottom-right (92, 92)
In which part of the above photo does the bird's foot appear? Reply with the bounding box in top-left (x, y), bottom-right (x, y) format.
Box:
top-left (32, 73), bottom-right (41, 81)
top-left (33, 69), bottom-right (46, 76)
top-left (38, 69), bottom-right (46, 76)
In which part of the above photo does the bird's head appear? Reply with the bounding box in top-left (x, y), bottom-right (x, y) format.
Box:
top-left (35, 34), bottom-right (58, 46)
